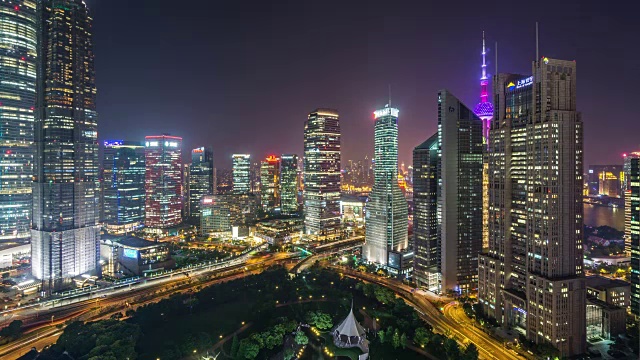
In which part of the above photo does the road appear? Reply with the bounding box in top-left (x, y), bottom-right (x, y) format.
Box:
top-left (0, 251), bottom-right (297, 359)
top-left (333, 267), bottom-right (525, 360)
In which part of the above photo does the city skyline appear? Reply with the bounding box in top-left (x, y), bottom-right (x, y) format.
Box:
top-left (90, 0), bottom-right (637, 169)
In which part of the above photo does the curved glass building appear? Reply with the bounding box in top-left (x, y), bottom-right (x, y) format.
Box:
top-left (0, 0), bottom-right (37, 243)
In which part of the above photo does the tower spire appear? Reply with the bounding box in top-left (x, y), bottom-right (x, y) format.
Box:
top-left (481, 31), bottom-right (487, 81)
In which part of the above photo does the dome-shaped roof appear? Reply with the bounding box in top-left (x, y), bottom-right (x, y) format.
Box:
top-left (474, 102), bottom-right (494, 120)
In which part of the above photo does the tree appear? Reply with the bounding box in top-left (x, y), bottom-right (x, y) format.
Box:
top-left (0, 320), bottom-right (23, 337)
top-left (306, 311), bottom-right (333, 330)
top-left (413, 327), bottom-right (431, 347)
top-left (464, 343), bottom-right (479, 360)
top-left (238, 339), bottom-right (260, 360)
top-left (378, 329), bottom-right (386, 344)
top-left (283, 348), bottom-right (294, 360)
top-left (230, 334), bottom-right (239, 358)
top-left (444, 338), bottom-right (461, 360)
top-left (400, 333), bottom-right (407, 349)
top-left (392, 331), bottom-right (400, 349)
top-left (295, 331), bottom-right (308, 345)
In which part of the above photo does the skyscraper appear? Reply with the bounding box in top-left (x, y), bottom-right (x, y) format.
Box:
top-left (437, 90), bottom-right (484, 294)
top-left (478, 57), bottom-right (585, 356)
top-left (623, 153), bottom-right (640, 256)
top-left (304, 109), bottom-right (341, 241)
top-left (280, 154), bottom-right (299, 214)
top-left (412, 133), bottom-right (440, 292)
top-left (189, 147), bottom-right (214, 219)
top-left (144, 135), bottom-right (183, 229)
top-left (260, 155), bottom-right (280, 212)
top-left (102, 141), bottom-right (145, 234)
top-left (232, 154), bottom-right (251, 194)
top-left (363, 105), bottom-right (408, 267)
top-left (31, 0), bottom-right (100, 286)
top-left (0, 0), bottom-right (36, 244)
top-left (473, 32), bottom-right (494, 251)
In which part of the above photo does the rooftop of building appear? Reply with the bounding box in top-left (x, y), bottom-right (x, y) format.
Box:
top-left (587, 297), bottom-right (626, 311)
top-left (102, 234), bottom-right (162, 249)
top-left (340, 194), bottom-right (368, 203)
top-left (585, 275), bottom-right (630, 290)
top-left (414, 133), bottom-right (438, 150)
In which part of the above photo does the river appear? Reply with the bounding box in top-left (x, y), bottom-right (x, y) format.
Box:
top-left (583, 203), bottom-right (624, 231)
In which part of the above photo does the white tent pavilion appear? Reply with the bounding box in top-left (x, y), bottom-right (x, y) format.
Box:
top-left (333, 304), bottom-right (367, 347)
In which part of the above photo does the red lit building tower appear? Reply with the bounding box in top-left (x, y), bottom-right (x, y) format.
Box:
top-left (144, 135), bottom-right (183, 229)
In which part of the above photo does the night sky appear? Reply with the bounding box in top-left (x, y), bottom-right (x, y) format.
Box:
top-left (90, 0), bottom-right (638, 169)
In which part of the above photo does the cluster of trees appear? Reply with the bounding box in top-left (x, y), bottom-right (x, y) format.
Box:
top-left (356, 282), bottom-right (396, 305)
top-left (0, 320), bottom-right (23, 340)
top-left (35, 320), bottom-right (140, 360)
top-left (234, 320), bottom-right (298, 359)
top-left (378, 326), bottom-right (408, 349)
top-left (412, 326), bottom-right (478, 360)
top-left (304, 310), bottom-right (333, 330)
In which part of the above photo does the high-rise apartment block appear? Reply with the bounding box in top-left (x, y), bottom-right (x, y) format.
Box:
top-left (31, 0), bottom-right (100, 286)
top-left (363, 105), bottom-right (408, 269)
top-left (260, 156), bottom-right (281, 212)
top-left (189, 147), bottom-right (214, 218)
top-left (102, 141), bottom-right (145, 234)
top-left (478, 57), bottom-right (586, 356)
top-left (0, 0), bottom-right (36, 244)
top-left (144, 135), bottom-right (183, 229)
top-left (232, 154), bottom-right (251, 194)
top-left (304, 109), bottom-right (341, 240)
top-left (280, 154), bottom-right (299, 214)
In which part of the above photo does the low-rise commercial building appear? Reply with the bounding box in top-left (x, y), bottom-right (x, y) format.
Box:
top-left (100, 235), bottom-right (175, 277)
top-left (255, 218), bottom-right (303, 245)
top-left (585, 275), bottom-right (630, 309)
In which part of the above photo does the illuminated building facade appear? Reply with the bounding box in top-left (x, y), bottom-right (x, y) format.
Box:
top-left (260, 155), bottom-right (280, 212)
top-left (438, 91), bottom-right (484, 294)
top-left (102, 141), bottom-right (145, 233)
top-left (200, 195), bottom-right (231, 236)
top-left (31, 0), bottom-right (100, 286)
top-left (363, 105), bottom-right (408, 268)
top-left (280, 154), bottom-right (299, 214)
top-left (144, 135), bottom-right (183, 229)
top-left (189, 146), bottom-right (213, 218)
top-left (587, 165), bottom-right (622, 197)
top-left (473, 33), bottom-right (494, 251)
top-left (630, 157), bottom-right (640, 318)
top-left (478, 57), bottom-right (586, 356)
top-left (232, 154), bottom-right (251, 194)
top-left (304, 109), bottom-right (341, 240)
top-left (0, 0), bottom-right (36, 243)
top-left (412, 133), bottom-right (440, 292)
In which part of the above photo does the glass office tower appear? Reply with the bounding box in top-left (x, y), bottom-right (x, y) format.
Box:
top-left (31, 0), bottom-right (100, 287)
top-left (189, 146), bottom-right (213, 218)
top-left (0, 0), bottom-right (37, 243)
top-left (144, 135), bottom-right (183, 229)
top-left (363, 105), bottom-right (408, 266)
top-left (102, 141), bottom-right (145, 233)
top-left (304, 109), bottom-right (341, 240)
top-left (232, 154), bottom-right (251, 194)
top-left (280, 154), bottom-right (299, 214)
top-left (260, 155), bottom-right (280, 212)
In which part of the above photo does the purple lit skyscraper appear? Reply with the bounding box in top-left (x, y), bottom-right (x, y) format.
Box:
top-left (473, 32), bottom-right (493, 147)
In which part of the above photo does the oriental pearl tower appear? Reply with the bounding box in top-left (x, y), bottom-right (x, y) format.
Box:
top-left (475, 32), bottom-right (493, 250)
top-left (473, 32), bottom-right (493, 148)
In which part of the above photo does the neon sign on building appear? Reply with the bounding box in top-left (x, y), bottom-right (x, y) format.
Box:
top-left (373, 107), bottom-right (399, 119)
